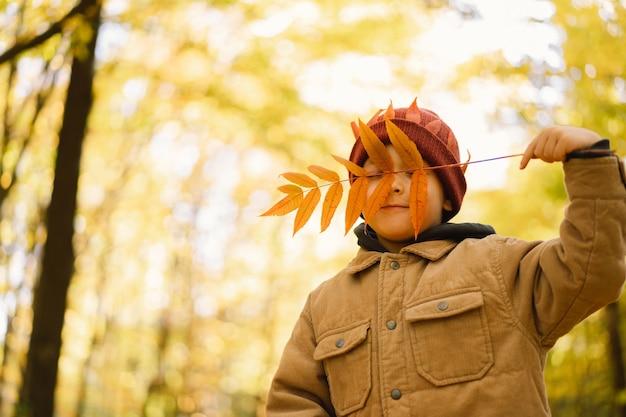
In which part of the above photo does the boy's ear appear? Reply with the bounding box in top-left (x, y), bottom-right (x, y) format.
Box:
top-left (443, 199), bottom-right (453, 212)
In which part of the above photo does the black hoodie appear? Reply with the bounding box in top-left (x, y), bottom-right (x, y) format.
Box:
top-left (354, 222), bottom-right (496, 253)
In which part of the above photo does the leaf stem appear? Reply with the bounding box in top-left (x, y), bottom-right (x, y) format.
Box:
top-left (423, 153), bottom-right (525, 171)
top-left (289, 153), bottom-right (528, 189)
top-left (358, 153), bottom-right (526, 178)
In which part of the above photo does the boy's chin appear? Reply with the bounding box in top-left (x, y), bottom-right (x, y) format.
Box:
top-left (377, 233), bottom-right (417, 244)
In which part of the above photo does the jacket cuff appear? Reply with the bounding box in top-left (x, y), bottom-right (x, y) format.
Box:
top-left (564, 155), bottom-right (626, 199)
top-left (565, 139), bottom-right (613, 160)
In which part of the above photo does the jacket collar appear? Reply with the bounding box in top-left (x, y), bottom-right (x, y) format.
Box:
top-left (347, 222), bottom-right (495, 275)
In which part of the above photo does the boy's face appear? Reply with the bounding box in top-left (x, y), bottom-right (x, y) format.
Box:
top-left (363, 145), bottom-right (452, 252)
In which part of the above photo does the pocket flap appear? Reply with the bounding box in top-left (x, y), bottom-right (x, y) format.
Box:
top-left (406, 288), bottom-right (484, 322)
top-left (314, 320), bottom-right (370, 361)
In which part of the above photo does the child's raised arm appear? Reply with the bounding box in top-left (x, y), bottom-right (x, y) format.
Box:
top-left (519, 125), bottom-right (602, 169)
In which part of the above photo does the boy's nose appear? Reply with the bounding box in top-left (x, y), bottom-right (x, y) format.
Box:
top-left (391, 173), bottom-right (406, 193)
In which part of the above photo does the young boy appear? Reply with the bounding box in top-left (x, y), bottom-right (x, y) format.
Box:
top-left (265, 100), bottom-right (626, 416)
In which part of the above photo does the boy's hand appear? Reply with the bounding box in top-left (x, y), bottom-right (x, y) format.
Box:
top-left (519, 126), bottom-right (602, 169)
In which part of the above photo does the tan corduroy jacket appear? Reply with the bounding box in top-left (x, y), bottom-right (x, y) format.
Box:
top-left (266, 156), bottom-right (626, 417)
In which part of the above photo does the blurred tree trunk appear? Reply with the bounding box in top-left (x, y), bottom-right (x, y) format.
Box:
top-left (606, 301), bottom-right (626, 417)
top-left (18, 1), bottom-right (102, 416)
top-left (0, 0), bottom-right (98, 211)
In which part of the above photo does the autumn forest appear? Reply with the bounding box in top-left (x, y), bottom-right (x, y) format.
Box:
top-left (0, 0), bottom-right (625, 416)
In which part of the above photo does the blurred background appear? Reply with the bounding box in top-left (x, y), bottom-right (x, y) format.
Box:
top-left (0, 0), bottom-right (625, 416)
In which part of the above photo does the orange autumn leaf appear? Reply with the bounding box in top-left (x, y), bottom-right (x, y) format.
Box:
top-left (385, 119), bottom-right (423, 170)
top-left (345, 176), bottom-right (368, 234)
top-left (410, 169), bottom-right (429, 238)
top-left (358, 118), bottom-right (393, 172)
top-left (308, 164), bottom-right (340, 182)
top-left (332, 154), bottom-right (367, 177)
top-left (281, 172), bottom-right (318, 188)
top-left (321, 182), bottom-right (343, 232)
top-left (293, 188), bottom-right (321, 235)
top-left (260, 190), bottom-right (304, 217)
top-left (278, 184), bottom-right (303, 195)
top-left (362, 173), bottom-right (394, 227)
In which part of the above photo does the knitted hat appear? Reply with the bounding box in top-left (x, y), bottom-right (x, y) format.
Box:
top-left (349, 100), bottom-right (466, 221)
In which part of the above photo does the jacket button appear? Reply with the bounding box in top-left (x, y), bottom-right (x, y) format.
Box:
top-left (390, 261), bottom-right (400, 270)
top-left (335, 339), bottom-right (345, 348)
top-left (437, 301), bottom-right (449, 311)
top-left (386, 320), bottom-right (397, 330)
top-left (391, 389), bottom-right (402, 400)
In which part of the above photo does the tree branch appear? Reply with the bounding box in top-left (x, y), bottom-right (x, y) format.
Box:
top-left (0, 1), bottom-right (91, 65)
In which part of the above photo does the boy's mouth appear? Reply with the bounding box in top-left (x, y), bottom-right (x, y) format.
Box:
top-left (381, 204), bottom-right (408, 209)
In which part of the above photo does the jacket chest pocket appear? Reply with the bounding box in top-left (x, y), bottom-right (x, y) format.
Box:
top-left (314, 319), bottom-right (371, 416)
top-left (405, 288), bottom-right (494, 386)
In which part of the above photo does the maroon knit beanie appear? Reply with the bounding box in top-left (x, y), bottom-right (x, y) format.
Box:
top-left (349, 101), bottom-right (466, 221)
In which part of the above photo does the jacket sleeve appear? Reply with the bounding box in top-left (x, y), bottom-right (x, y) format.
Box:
top-left (266, 295), bottom-right (335, 417)
top-left (503, 155), bottom-right (626, 348)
